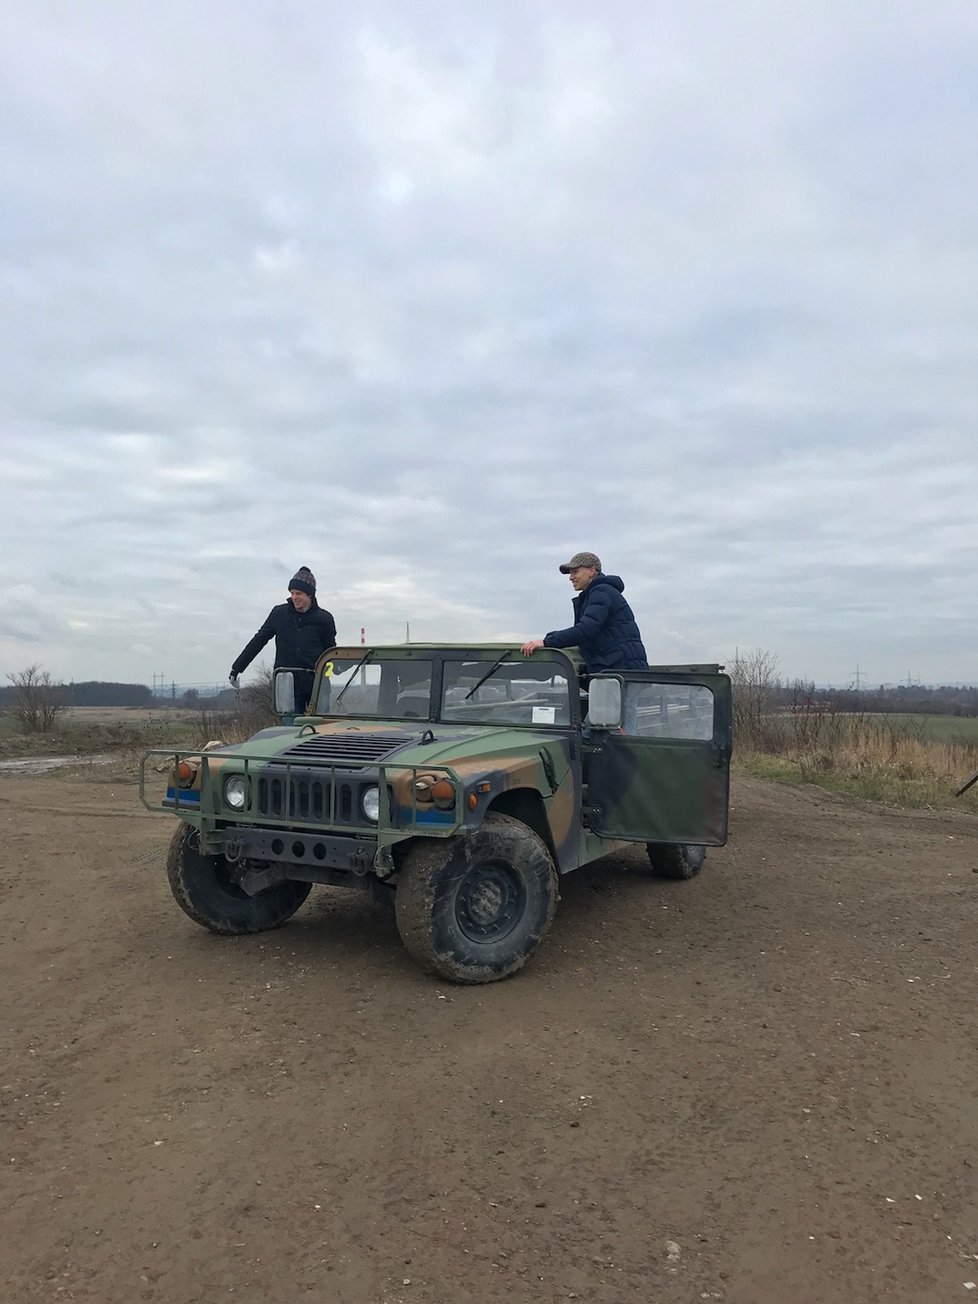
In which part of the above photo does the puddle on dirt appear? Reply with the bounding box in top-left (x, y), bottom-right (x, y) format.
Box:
top-left (0, 754), bottom-right (117, 776)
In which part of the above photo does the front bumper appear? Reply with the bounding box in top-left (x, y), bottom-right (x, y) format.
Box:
top-left (140, 749), bottom-right (463, 845)
top-left (220, 825), bottom-right (380, 875)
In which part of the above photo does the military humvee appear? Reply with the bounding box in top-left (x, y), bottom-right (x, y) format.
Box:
top-left (141, 645), bottom-right (732, 983)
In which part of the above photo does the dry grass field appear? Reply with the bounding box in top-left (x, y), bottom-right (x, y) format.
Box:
top-left (0, 706), bottom-right (231, 762)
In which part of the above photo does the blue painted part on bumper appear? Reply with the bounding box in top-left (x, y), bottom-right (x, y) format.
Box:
top-left (164, 787), bottom-right (201, 808)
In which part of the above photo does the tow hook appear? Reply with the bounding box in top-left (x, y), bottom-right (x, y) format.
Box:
top-left (344, 844), bottom-right (369, 877)
top-left (373, 845), bottom-right (395, 879)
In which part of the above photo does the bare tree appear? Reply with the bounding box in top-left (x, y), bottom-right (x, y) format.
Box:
top-left (237, 664), bottom-right (278, 734)
top-left (5, 664), bottom-right (68, 733)
top-left (728, 648), bottom-right (780, 750)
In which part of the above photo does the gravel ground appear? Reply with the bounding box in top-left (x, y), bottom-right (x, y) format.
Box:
top-left (1, 771), bottom-right (976, 1304)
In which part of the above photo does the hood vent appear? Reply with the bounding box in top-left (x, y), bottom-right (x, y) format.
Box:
top-left (281, 732), bottom-right (415, 764)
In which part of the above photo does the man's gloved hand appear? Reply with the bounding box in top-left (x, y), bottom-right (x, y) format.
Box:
top-left (229, 672), bottom-right (240, 689)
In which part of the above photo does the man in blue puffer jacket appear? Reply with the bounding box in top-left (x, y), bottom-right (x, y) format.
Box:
top-left (521, 551), bottom-right (648, 674)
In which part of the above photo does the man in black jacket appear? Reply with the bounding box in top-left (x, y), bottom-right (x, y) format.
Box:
top-left (229, 566), bottom-right (337, 714)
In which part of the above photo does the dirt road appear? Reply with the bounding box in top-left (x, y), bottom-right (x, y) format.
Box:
top-left (2, 769), bottom-right (976, 1303)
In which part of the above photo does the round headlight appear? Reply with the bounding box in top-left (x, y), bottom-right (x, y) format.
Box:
top-left (361, 785), bottom-right (380, 822)
top-left (224, 774), bottom-right (248, 810)
top-left (413, 773), bottom-right (438, 802)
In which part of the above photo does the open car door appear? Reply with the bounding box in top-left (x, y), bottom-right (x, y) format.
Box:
top-left (585, 667), bottom-right (732, 845)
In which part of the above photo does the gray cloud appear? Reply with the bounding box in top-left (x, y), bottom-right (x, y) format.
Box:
top-left (1, 1), bottom-right (976, 687)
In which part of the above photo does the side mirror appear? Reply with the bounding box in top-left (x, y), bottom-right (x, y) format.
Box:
top-left (274, 671), bottom-right (296, 715)
top-left (588, 677), bottom-right (622, 728)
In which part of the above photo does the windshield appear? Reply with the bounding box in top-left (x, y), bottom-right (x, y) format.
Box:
top-left (314, 657), bottom-right (434, 719)
top-left (440, 657), bottom-right (573, 727)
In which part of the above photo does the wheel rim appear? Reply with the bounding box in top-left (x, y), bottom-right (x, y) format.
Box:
top-left (454, 858), bottom-right (527, 943)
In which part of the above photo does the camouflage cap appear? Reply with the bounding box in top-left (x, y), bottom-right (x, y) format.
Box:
top-left (559, 551), bottom-right (602, 574)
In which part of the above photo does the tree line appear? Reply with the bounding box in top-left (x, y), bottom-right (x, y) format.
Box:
top-left (1, 666), bottom-right (239, 732)
top-left (0, 678), bottom-right (156, 708)
top-left (774, 682), bottom-right (978, 717)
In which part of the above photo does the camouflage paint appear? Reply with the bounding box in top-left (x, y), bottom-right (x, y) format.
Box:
top-left (140, 644), bottom-right (731, 878)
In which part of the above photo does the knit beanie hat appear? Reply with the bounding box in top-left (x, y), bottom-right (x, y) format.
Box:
top-left (289, 566), bottom-right (316, 597)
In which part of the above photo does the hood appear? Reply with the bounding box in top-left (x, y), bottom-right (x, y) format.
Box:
top-left (226, 719), bottom-right (548, 770)
top-left (591, 573), bottom-right (625, 594)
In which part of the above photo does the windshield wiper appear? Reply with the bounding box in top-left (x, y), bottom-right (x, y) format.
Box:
top-left (464, 651), bottom-right (512, 700)
top-left (334, 650), bottom-right (373, 705)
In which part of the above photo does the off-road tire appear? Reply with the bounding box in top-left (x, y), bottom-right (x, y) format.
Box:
top-left (166, 824), bottom-right (311, 935)
top-left (646, 843), bottom-right (707, 881)
top-left (394, 812), bottom-right (558, 984)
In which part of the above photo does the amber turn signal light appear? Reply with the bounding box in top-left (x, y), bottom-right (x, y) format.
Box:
top-left (430, 778), bottom-right (455, 809)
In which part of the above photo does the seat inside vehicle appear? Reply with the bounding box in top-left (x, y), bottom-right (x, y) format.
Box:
top-left (396, 692), bottom-right (429, 719)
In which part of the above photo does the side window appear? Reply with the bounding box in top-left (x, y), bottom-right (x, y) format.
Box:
top-left (624, 683), bottom-right (714, 740)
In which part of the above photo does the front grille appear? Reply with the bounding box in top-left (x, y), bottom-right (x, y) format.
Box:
top-left (283, 733), bottom-right (413, 764)
top-left (257, 771), bottom-right (361, 824)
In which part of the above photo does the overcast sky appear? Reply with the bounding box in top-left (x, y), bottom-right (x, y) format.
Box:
top-left (1, 1), bottom-right (976, 689)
